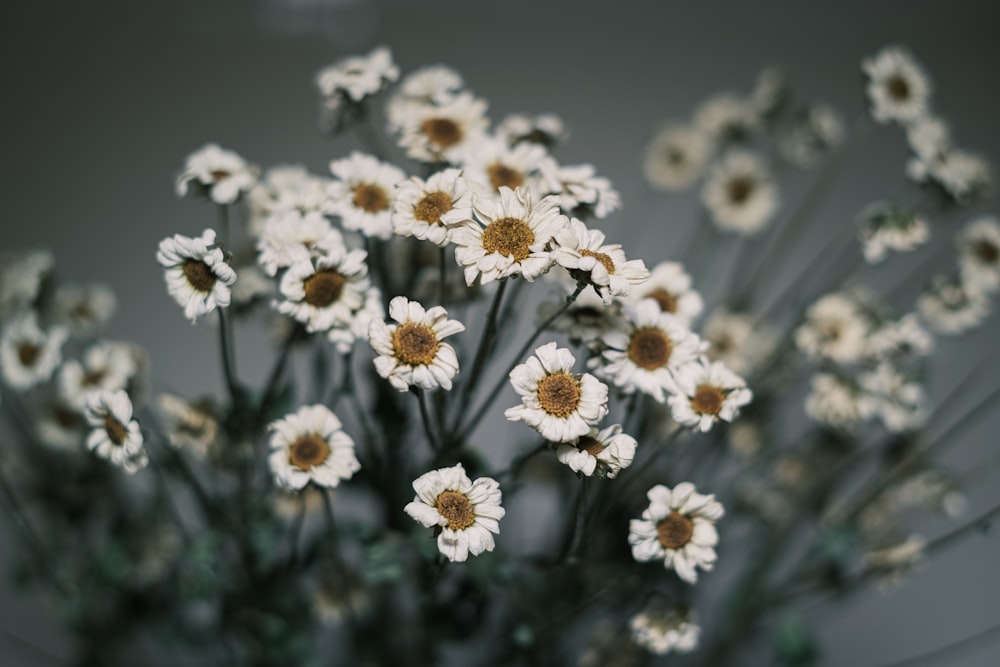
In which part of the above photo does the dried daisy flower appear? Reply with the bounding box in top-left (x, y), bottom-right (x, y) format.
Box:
top-left (864, 313), bottom-right (933, 360)
top-left (643, 123), bottom-right (712, 191)
top-left (857, 202), bottom-right (930, 264)
top-left (268, 404), bottom-right (360, 491)
top-left (275, 245), bottom-right (372, 334)
top-left (0, 312), bottom-right (68, 390)
top-left (506, 342), bottom-right (609, 443)
top-left (629, 606), bottom-right (700, 655)
top-left (368, 296), bottom-right (465, 392)
top-left (701, 150), bottom-right (780, 235)
top-left (256, 210), bottom-right (336, 277)
top-left (460, 137), bottom-right (550, 196)
top-left (550, 218), bottom-right (649, 305)
top-left (404, 463), bottom-right (505, 563)
top-left (694, 93), bottom-right (760, 143)
top-left (392, 168), bottom-right (472, 247)
top-left (393, 64), bottom-right (464, 107)
top-left (920, 148), bottom-right (993, 204)
top-left (539, 160), bottom-right (621, 220)
top-left (51, 282), bottom-right (116, 337)
top-left (395, 91), bottom-right (489, 164)
top-left (864, 535), bottom-right (926, 590)
top-left (917, 273), bottom-right (991, 335)
top-left (247, 164), bottom-right (330, 233)
top-left (327, 284), bottom-right (385, 354)
top-left (496, 112), bottom-right (567, 148)
top-left (157, 393), bottom-right (219, 459)
top-left (859, 362), bottom-right (928, 433)
top-left (553, 423), bottom-right (637, 478)
top-left (316, 46), bottom-right (398, 113)
top-left (325, 152), bottom-right (406, 240)
top-left (57, 340), bottom-right (139, 410)
top-left (667, 358), bottom-right (752, 433)
top-left (862, 46), bottom-right (932, 125)
top-left (629, 482), bottom-right (724, 584)
top-left (175, 143), bottom-right (258, 205)
top-left (795, 292), bottom-right (871, 364)
top-left (84, 389), bottom-right (147, 474)
top-left (804, 373), bottom-right (876, 432)
top-left (780, 103), bottom-right (846, 167)
top-left (156, 229), bottom-right (237, 323)
top-left (0, 249), bottom-right (53, 318)
top-left (625, 261), bottom-right (703, 324)
top-left (956, 216), bottom-right (1000, 293)
top-left (702, 308), bottom-right (777, 376)
top-left (445, 185), bottom-right (567, 286)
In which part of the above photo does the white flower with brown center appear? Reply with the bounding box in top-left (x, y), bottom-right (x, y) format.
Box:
top-left (590, 300), bottom-right (705, 403)
top-left (858, 202), bottom-right (930, 264)
top-left (395, 91), bottom-right (489, 164)
top-left (629, 607), bottom-right (700, 655)
top-left (58, 341), bottom-right (138, 410)
top-left (84, 389), bottom-right (147, 474)
top-left (0, 249), bottom-right (52, 319)
top-left (693, 93), bottom-right (760, 143)
top-left (268, 404), bottom-right (360, 491)
top-left (256, 210), bottom-right (336, 277)
top-left (957, 216), bottom-right (1000, 293)
top-left (702, 308), bottom-right (778, 376)
top-left (393, 169), bottom-right (472, 247)
top-left (52, 282), bottom-right (116, 337)
top-left (701, 150), bottom-right (779, 235)
top-left (496, 112), bottom-right (567, 148)
top-left (554, 423), bottom-right (637, 478)
top-left (804, 373), bottom-right (877, 432)
top-left (403, 463), bottom-right (505, 563)
top-left (175, 143), bottom-right (258, 205)
top-left (156, 229), bottom-right (237, 323)
top-left (460, 137), bottom-right (549, 196)
top-left (36, 399), bottom-right (87, 451)
top-left (625, 261), bottom-right (703, 324)
top-left (539, 159), bottom-right (622, 219)
top-left (247, 164), bottom-right (330, 234)
top-left (863, 46), bottom-right (932, 125)
top-left (316, 46), bottom-right (398, 111)
top-left (794, 292), bottom-right (871, 364)
top-left (0, 312), bottom-right (68, 390)
top-left (628, 482), bottom-right (724, 584)
top-left (327, 284), bottom-right (385, 354)
top-left (276, 245), bottom-right (372, 334)
top-left (643, 123), bottom-right (712, 191)
top-left (368, 296), bottom-right (465, 392)
top-left (157, 393), bottom-right (219, 459)
top-left (550, 218), bottom-right (648, 305)
top-left (325, 152), bottom-right (406, 240)
top-left (505, 342), bottom-right (609, 443)
top-left (667, 358), bottom-right (752, 433)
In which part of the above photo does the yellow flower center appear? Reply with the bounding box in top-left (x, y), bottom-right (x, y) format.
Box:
top-left (352, 184), bottom-right (389, 213)
top-left (435, 490), bottom-right (475, 530)
top-left (482, 217), bottom-right (535, 261)
top-left (289, 434), bottom-right (331, 471)
top-left (391, 323), bottom-right (440, 366)
top-left (576, 435), bottom-right (604, 456)
top-left (657, 511), bottom-right (694, 549)
top-left (413, 191), bottom-right (453, 225)
top-left (579, 249), bottom-right (615, 274)
top-left (536, 372), bottom-right (582, 418)
top-left (487, 163), bottom-right (524, 190)
top-left (628, 327), bottom-right (672, 370)
top-left (645, 288), bottom-right (678, 313)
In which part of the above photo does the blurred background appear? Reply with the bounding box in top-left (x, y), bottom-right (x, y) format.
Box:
top-left (2, 0), bottom-right (999, 664)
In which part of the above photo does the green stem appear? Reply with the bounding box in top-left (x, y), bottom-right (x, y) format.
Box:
top-left (460, 279), bottom-right (510, 407)
top-left (217, 308), bottom-right (241, 408)
top-left (415, 388), bottom-right (442, 455)
top-left (217, 203), bottom-right (231, 249)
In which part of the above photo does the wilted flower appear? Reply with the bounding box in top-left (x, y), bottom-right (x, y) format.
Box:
top-left (667, 358), bottom-right (752, 433)
top-left (175, 144), bottom-right (258, 205)
top-left (156, 229), bottom-right (237, 323)
top-left (0, 312), bottom-right (67, 390)
top-left (857, 202), bottom-right (930, 264)
top-left (550, 218), bottom-right (649, 305)
top-left (326, 152), bottom-right (406, 240)
top-left (553, 423), bottom-right (637, 478)
top-left (316, 46), bottom-right (399, 113)
top-left (84, 389), bottom-right (147, 473)
top-left (629, 606), bottom-right (700, 655)
top-left (392, 168), bottom-right (472, 246)
top-left (643, 123), bottom-right (712, 191)
top-left (268, 404), bottom-right (360, 491)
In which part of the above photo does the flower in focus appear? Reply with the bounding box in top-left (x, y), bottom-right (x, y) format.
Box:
top-left (0, 312), bottom-right (67, 390)
top-left (326, 152), bottom-right (406, 240)
top-left (667, 358), bottom-right (752, 433)
top-left (625, 261), bottom-right (703, 324)
top-left (395, 91), bottom-right (489, 164)
top-left (175, 144), bottom-right (258, 205)
top-left (84, 389), bottom-right (147, 473)
top-left (276, 244), bottom-right (372, 333)
top-left (629, 482), bottom-right (723, 584)
top-left (956, 216), bottom-right (1000, 293)
top-left (701, 150), bottom-right (779, 235)
top-left (550, 218), bottom-right (649, 305)
top-left (268, 404), bottom-right (360, 491)
top-left (643, 123), bottom-right (712, 191)
top-left (863, 46), bottom-right (932, 125)
top-left (316, 46), bottom-right (399, 112)
top-left (404, 463), bottom-right (505, 563)
top-left (505, 342), bottom-right (609, 443)
top-left (554, 423), bottom-right (637, 479)
top-left (460, 137), bottom-right (549, 196)
top-left (392, 168), bottom-right (472, 246)
top-left (156, 229), bottom-right (237, 323)
top-left (857, 202), bottom-right (930, 264)
top-left (629, 606), bottom-right (700, 655)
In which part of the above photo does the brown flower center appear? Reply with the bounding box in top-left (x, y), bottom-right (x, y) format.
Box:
top-left (691, 384), bottom-right (725, 416)
top-left (886, 75), bottom-right (910, 101)
top-left (435, 490), bottom-right (475, 530)
top-left (414, 191), bottom-right (453, 225)
top-left (727, 177), bottom-right (754, 204)
top-left (391, 322), bottom-right (440, 366)
top-left (54, 405), bottom-right (83, 429)
top-left (288, 434), bottom-right (330, 471)
top-left (657, 511), bottom-right (694, 549)
top-left (974, 240), bottom-right (998, 264)
top-left (183, 260), bottom-right (217, 293)
top-left (482, 217), bottom-right (535, 261)
top-left (576, 435), bottom-right (604, 456)
top-left (210, 169), bottom-right (231, 182)
top-left (666, 148), bottom-right (686, 166)
top-left (487, 163), bottom-right (524, 191)
top-left (645, 288), bottom-right (678, 313)
top-left (421, 118), bottom-right (463, 149)
top-left (579, 249), bottom-right (616, 275)
top-left (352, 184), bottom-right (389, 213)
top-left (82, 370), bottom-right (106, 387)
top-left (628, 327), bottom-right (672, 370)
top-left (104, 414), bottom-right (128, 446)
top-left (303, 270), bottom-right (346, 308)
top-left (536, 372), bottom-right (582, 418)
top-left (17, 343), bottom-right (41, 367)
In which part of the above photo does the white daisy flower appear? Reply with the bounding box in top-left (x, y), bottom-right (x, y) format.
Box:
top-left (460, 137), bottom-right (549, 196)
top-left (0, 312), bottom-right (68, 390)
top-left (795, 292), bottom-right (871, 364)
top-left (495, 112), bottom-right (567, 148)
top-left (957, 216), bottom-right (1000, 293)
top-left (84, 389), bottom-right (147, 474)
top-left (392, 169), bottom-right (472, 246)
top-left (316, 46), bottom-right (398, 111)
top-left (643, 123), bottom-right (712, 191)
top-left (590, 300), bottom-right (706, 403)
top-left (275, 245), bottom-right (372, 334)
top-left (267, 404), bottom-right (360, 491)
top-left (175, 144), bottom-right (258, 205)
top-left (628, 482), bottom-right (724, 584)
top-left (327, 284), bottom-right (385, 354)
top-left (864, 313), bottom-right (933, 360)
top-left (916, 148), bottom-right (993, 205)
top-left (780, 103), bottom-right (846, 166)
top-left (391, 64), bottom-right (464, 108)
top-left (667, 358), bottom-right (752, 433)
top-left (701, 150), bottom-right (779, 235)
top-left (550, 218), bottom-right (649, 305)
top-left (804, 373), bottom-right (876, 432)
top-left (444, 185), bottom-right (567, 286)
top-left (256, 210), bottom-right (336, 277)
top-left (539, 160), bottom-right (621, 220)
top-left (862, 46), bottom-right (932, 125)
top-left (51, 282), bottom-right (116, 337)
top-left (554, 423), bottom-right (636, 479)
top-left (395, 91), bottom-right (489, 164)
top-left (864, 535), bottom-right (926, 590)
top-left (247, 165), bottom-right (330, 235)
top-left (859, 362), bottom-right (928, 433)
top-left (625, 261), bottom-right (703, 324)
top-left (0, 249), bottom-right (53, 318)
top-left (629, 607), bottom-right (700, 655)
top-left (158, 393), bottom-right (219, 459)
top-left (368, 296), bottom-right (465, 392)
top-left (505, 342), bottom-right (609, 443)
top-left (917, 274), bottom-right (991, 335)
top-left (325, 152), bottom-right (407, 240)
top-left (403, 463), bottom-right (505, 563)
top-left (906, 114), bottom-right (950, 165)
top-left (702, 308), bottom-right (777, 377)
top-left (857, 202), bottom-right (930, 264)
top-left (35, 399), bottom-right (87, 451)
top-left (694, 93), bottom-right (760, 142)
top-left (156, 229), bottom-right (237, 323)
top-left (57, 341), bottom-right (138, 410)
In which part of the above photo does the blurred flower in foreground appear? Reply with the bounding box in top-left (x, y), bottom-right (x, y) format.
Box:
top-left (176, 144), bottom-right (258, 205)
top-left (629, 606), bottom-right (700, 655)
top-left (84, 389), bottom-right (147, 473)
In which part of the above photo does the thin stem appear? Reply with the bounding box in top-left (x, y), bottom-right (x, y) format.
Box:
top-left (217, 308), bottom-right (241, 407)
top-left (461, 279), bottom-right (510, 406)
top-left (493, 441), bottom-right (548, 483)
top-left (217, 203), bottom-right (230, 250)
top-left (438, 245), bottom-right (448, 309)
top-left (256, 324), bottom-right (298, 428)
top-left (415, 388), bottom-right (442, 455)
top-left (353, 102), bottom-right (393, 161)
top-left (557, 477), bottom-right (589, 565)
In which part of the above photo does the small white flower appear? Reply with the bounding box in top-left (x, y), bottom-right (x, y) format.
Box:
top-left (917, 274), bottom-right (991, 335)
top-left (268, 404), bottom-right (360, 491)
top-left (392, 169), bottom-right (472, 246)
top-left (629, 607), bottom-right (700, 655)
top-left (956, 216), bottom-right (1000, 293)
top-left (643, 123), bottom-right (712, 191)
top-left (864, 313), bottom-right (933, 360)
top-left (550, 218), bottom-right (649, 305)
top-left (804, 373), bottom-right (876, 432)
top-left (863, 46), bottom-right (932, 125)
top-left (387, 65), bottom-right (464, 123)
top-left (58, 341), bottom-right (138, 409)
top-left (0, 312), bottom-right (67, 390)
top-left (404, 463), bottom-right (505, 563)
top-left (917, 148), bottom-right (993, 205)
top-left (175, 144), bottom-right (258, 205)
top-left (158, 393), bottom-right (219, 459)
top-left (247, 165), bottom-right (330, 235)
top-left (795, 292), bottom-right (871, 364)
top-left (539, 160), bottom-right (621, 220)
top-left (51, 282), bottom-right (116, 337)
top-left (256, 210), bottom-right (336, 277)
top-left (395, 91), bottom-right (489, 164)
top-left (0, 249), bottom-right (53, 318)
top-left (84, 389), bottom-right (147, 473)
top-left (667, 358), bottom-right (752, 433)
top-left (628, 483), bottom-right (724, 584)
top-left (701, 150), bottom-right (779, 235)
top-left (495, 112), bottom-right (567, 148)
top-left (460, 137), bottom-right (550, 196)
top-left (275, 245), bottom-right (372, 334)
top-left (156, 229), bottom-right (237, 323)
top-left (554, 423), bottom-right (636, 479)
top-left (702, 308), bottom-right (777, 376)
top-left (326, 152), bottom-right (407, 240)
top-left (625, 261), bottom-right (703, 324)
top-left (779, 103), bottom-right (846, 167)
top-left (694, 93), bottom-right (760, 143)
top-left (859, 362), bottom-right (928, 433)
top-left (857, 202), bottom-right (930, 264)
top-left (368, 296), bottom-right (465, 392)
top-left (316, 46), bottom-right (398, 110)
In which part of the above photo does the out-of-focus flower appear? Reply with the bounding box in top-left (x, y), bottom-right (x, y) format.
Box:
top-left (701, 150), bottom-right (779, 235)
top-left (625, 261), bottom-right (703, 324)
top-left (857, 202), bottom-right (930, 264)
top-left (0, 250), bottom-right (52, 318)
top-left (539, 160), bottom-right (621, 220)
top-left (795, 292), bottom-right (871, 364)
top-left (667, 357), bottom-right (752, 433)
top-left (862, 46), bottom-right (932, 125)
top-left (0, 312), bottom-right (67, 390)
top-left (629, 606), bottom-right (700, 655)
top-left (51, 282), bottom-right (116, 337)
top-left (176, 144), bottom-right (258, 205)
top-left (394, 91), bottom-right (489, 164)
top-left (643, 123), bottom-right (712, 191)
top-left (554, 423), bottom-right (636, 478)
top-left (496, 112), bottom-right (567, 148)
top-left (917, 273), bottom-right (991, 334)
top-left (316, 46), bottom-right (398, 113)
top-left (956, 216), bottom-right (1000, 293)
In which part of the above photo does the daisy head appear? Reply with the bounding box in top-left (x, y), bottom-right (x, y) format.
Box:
top-left (395, 91), bottom-right (489, 164)
top-left (496, 112), bottom-right (567, 149)
top-left (794, 292), bottom-right (871, 364)
top-left (858, 202), bottom-right (930, 264)
top-left (275, 245), bottom-right (371, 334)
top-left (862, 46), bottom-right (932, 125)
top-left (256, 210), bottom-right (336, 277)
top-left (701, 150), bottom-right (780, 235)
top-left (52, 282), bottom-right (116, 337)
top-left (628, 482), bottom-right (724, 584)
top-left (316, 46), bottom-right (399, 112)
top-left (325, 152), bottom-right (407, 240)
top-left (158, 393), bottom-right (219, 460)
top-left (268, 404), bottom-right (360, 491)
top-left (394, 64), bottom-right (464, 107)
top-left (539, 159), bottom-right (621, 220)
top-left (404, 464), bottom-right (505, 563)
top-left (554, 423), bottom-right (637, 479)
top-left (702, 308), bottom-right (777, 376)
top-left (445, 185), bottom-right (568, 286)
top-left (804, 372), bottom-right (876, 432)
top-left (175, 143), bottom-right (258, 205)
top-left (667, 358), bottom-right (752, 433)
top-left (156, 229), bottom-right (237, 323)
top-left (84, 389), bottom-right (147, 474)
top-left (247, 164), bottom-right (330, 233)
top-left (460, 137), bottom-right (549, 196)
top-left (0, 312), bottom-right (67, 390)
top-left (392, 169), bottom-right (472, 247)
top-left (550, 218), bottom-right (649, 305)
top-left (643, 123), bottom-right (712, 191)
top-left (625, 261), bottom-right (703, 324)
top-left (957, 216), bottom-right (1000, 293)
top-left (368, 296), bottom-right (465, 392)
top-left (629, 606), bottom-right (700, 655)
top-left (58, 340), bottom-right (139, 410)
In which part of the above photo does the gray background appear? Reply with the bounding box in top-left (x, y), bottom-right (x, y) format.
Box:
top-left (2, 0), bottom-right (1000, 664)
